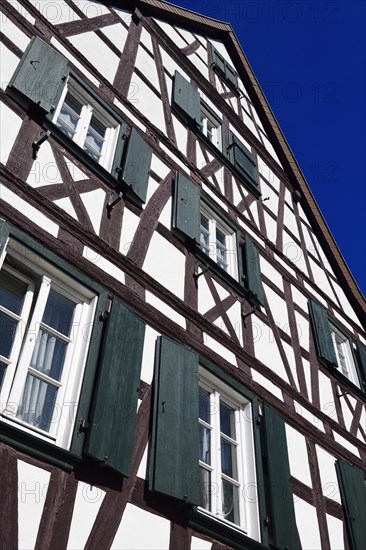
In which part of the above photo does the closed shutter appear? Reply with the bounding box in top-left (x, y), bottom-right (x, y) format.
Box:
top-left (335, 460), bottom-right (366, 550)
top-left (122, 128), bottom-right (152, 203)
top-left (111, 121), bottom-right (129, 181)
top-left (356, 343), bottom-right (366, 392)
top-left (84, 298), bottom-right (146, 476)
top-left (244, 236), bottom-right (265, 306)
top-left (172, 171), bottom-right (200, 242)
top-left (9, 36), bottom-right (69, 114)
top-left (308, 300), bottom-right (337, 366)
top-left (149, 336), bottom-right (200, 505)
top-left (229, 133), bottom-right (257, 184)
top-left (172, 71), bottom-right (200, 126)
top-left (263, 405), bottom-right (298, 550)
top-left (0, 219), bottom-right (9, 259)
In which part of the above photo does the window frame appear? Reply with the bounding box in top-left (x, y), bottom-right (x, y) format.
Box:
top-left (330, 323), bottom-right (361, 389)
top-left (199, 103), bottom-right (223, 151)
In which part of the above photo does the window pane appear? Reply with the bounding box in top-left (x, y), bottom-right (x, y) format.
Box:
top-left (199, 388), bottom-right (210, 422)
top-left (199, 467), bottom-right (211, 511)
top-left (42, 291), bottom-right (74, 336)
top-left (17, 374), bottom-right (57, 432)
top-left (221, 438), bottom-right (238, 479)
top-left (0, 271), bottom-right (27, 314)
top-left (220, 401), bottom-right (235, 438)
top-left (0, 361), bottom-right (6, 389)
top-left (222, 480), bottom-right (239, 524)
top-left (199, 424), bottom-right (211, 465)
top-left (0, 311), bottom-right (18, 358)
top-left (31, 329), bottom-right (67, 381)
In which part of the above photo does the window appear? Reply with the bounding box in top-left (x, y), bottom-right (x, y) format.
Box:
top-left (200, 205), bottom-right (238, 280)
top-left (211, 47), bottom-right (239, 94)
top-left (200, 106), bottom-right (222, 150)
top-left (7, 37), bottom-right (153, 204)
top-left (308, 300), bottom-right (365, 395)
top-left (53, 79), bottom-right (119, 171)
top-left (0, 238), bottom-right (97, 448)
top-left (149, 336), bottom-right (298, 549)
top-left (198, 371), bottom-right (259, 537)
top-left (0, 219), bottom-right (146, 474)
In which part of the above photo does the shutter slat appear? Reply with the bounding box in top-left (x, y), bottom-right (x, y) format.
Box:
top-left (336, 460), bottom-right (366, 550)
top-left (172, 71), bottom-right (200, 125)
top-left (212, 48), bottom-right (226, 76)
top-left (122, 128), bottom-right (152, 203)
top-left (263, 405), bottom-right (298, 550)
top-left (172, 172), bottom-right (200, 242)
top-left (308, 300), bottom-right (337, 366)
top-left (9, 37), bottom-right (69, 114)
top-left (230, 133), bottom-right (257, 183)
top-left (245, 236), bottom-right (265, 306)
top-left (85, 299), bottom-right (145, 476)
top-left (149, 336), bottom-right (200, 505)
top-left (225, 63), bottom-right (238, 89)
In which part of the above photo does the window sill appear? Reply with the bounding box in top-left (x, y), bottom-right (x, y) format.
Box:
top-left (327, 364), bottom-right (366, 402)
top-left (195, 247), bottom-right (246, 298)
top-left (189, 508), bottom-right (267, 550)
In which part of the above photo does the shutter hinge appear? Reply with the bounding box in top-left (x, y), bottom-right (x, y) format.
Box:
top-left (107, 190), bottom-right (124, 217)
top-left (263, 515), bottom-right (271, 526)
top-left (32, 130), bottom-right (51, 160)
top-left (77, 418), bottom-right (89, 436)
top-left (99, 310), bottom-right (109, 323)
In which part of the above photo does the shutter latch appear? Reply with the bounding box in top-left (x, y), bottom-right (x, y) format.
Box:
top-left (77, 418), bottom-right (89, 436)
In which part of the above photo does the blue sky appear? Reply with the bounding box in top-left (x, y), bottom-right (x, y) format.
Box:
top-left (174, 0), bottom-right (366, 297)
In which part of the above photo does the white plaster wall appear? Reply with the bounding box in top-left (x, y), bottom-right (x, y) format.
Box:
top-left (259, 258), bottom-right (283, 292)
top-left (114, 7), bottom-right (133, 24)
top-left (263, 213), bottom-right (277, 244)
top-left (275, 255), bottom-right (297, 278)
top-left (198, 275), bottom-right (217, 314)
top-left (135, 45), bottom-right (160, 91)
top-left (263, 286), bottom-right (289, 333)
top-left (261, 134), bottom-right (282, 167)
top-left (294, 401), bottom-right (325, 432)
top-left (282, 231), bottom-right (308, 276)
top-left (4, 0), bottom-right (35, 24)
top-left (111, 503), bottom-right (170, 549)
top-left (69, 1), bottom-right (110, 17)
top-left (160, 49), bottom-right (190, 81)
top-left (327, 514), bottom-right (345, 550)
top-left (302, 359), bottom-right (312, 401)
top-left (155, 20), bottom-right (188, 48)
top-left (50, 38), bottom-right (99, 86)
top-left (257, 158), bottom-right (280, 192)
top-left (67, 33), bottom-right (119, 83)
top-left (316, 445), bottom-right (340, 503)
top-left (285, 425), bottom-right (312, 486)
top-left (101, 23), bottom-right (128, 52)
top-left (190, 52), bottom-right (209, 80)
top-left (252, 318), bottom-right (289, 383)
top-left (203, 333), bottom-right (236, 366)
top-left (282, 341), bottom-right (299, 391)
top-left (259, 179), bottom-right (279, 217)
top-left (248, 201), bottom-right (260, 228)
top-left (0, 44), bottom-right (20, 91)
top-left (82, 246), bottom-right (125, 284)
top-left (0, 12), bottom-right (30, 51)
top-left (140, 26), bottom-right (152, 50)
top-left (158, 197), bottom-right (172, 230)
top-left (143, 232), bottom-right (185, 299)
top-left (291, 285), bottom-right (308, 313)
top-left (54, 198), bottom-right (78, 219)
top-left (318, 371), bottom-right (336, 421)
top-left (191, 536), bottom-right (212, 549)
top-left (0, 102), bottom-right (22, 163)
top-left (243, 111), bottom-right (260, 141)
top-left (251, 370), bottom-right (283, 400)
top-left (67, 483), bottom-right (106, 550)
top-left (333, 432), bottom-right (360, 457)
top-left (339, 394), bottom-right (357, 433)
top-left (80, 189), bottom-right (105, 235)
top-left (332, 282), bottom-right (362, 328)
top-left (119, 208), bottom-right (140, 255)
top-left (172, 114), bottom-right (189, 156)
top-left (309, 257), bottom-right (338, 304)
top-left (303, 282), bottom-right (328, 308)
top-left (17, 460), bottom-right (50, 550)
top-left (136, 443), bottom-right (148, 479)
top-left (294, 499), bottom-right (321, 549)
top-left (27, 0), bottom-right (79, 24)
top-left (0, 184), bottom-right (59, 236)
top-left (146, 290), bottom-right (186, 328)
top-left (26, 142), bottom-right (63, 187)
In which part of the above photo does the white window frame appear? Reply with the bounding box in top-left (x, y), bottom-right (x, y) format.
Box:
top-left (330, 324), bottom-right (360, 388)
top-left (53, 77), bottom-right (119, 172)
top-left (200, 203), bottom-right (238, 280)
top-left (198, 368), bottom-right (261, 541)
top-left (0, 238), bottom-right (97, 449)
top-left (200, 105), bottom-right (222, 151)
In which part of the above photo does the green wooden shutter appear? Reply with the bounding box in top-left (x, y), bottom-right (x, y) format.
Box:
top-left (121, 128), bottom-right (152, 203)
top-left (308, 300), bottom-right (337, 366)
top-left (111, 121), bottom-right (128, 180)
top-left (172, 71), bottom-right (200, 126)
top-left (84, 298), bottom-right (145, 476)
top-left (0, 219), bottom-right (10, 259)
top-left (8, 36), bottom-right (69, 114)
top-left (356, 343), bottom-right (366, 392)
top-left (229, 133), bottom-right (257, 184)
top-left (244, 236), bottom-right (265, 306)
top-left (263, 405), bottom-right (298, 550)
top-left (149, 336), bottom-right (200, 505)
top-left (172, 172), bottom-right (200, 242)
top-left (335, 460), bottom-right (366, 550)
top-left (225, 63), bottom-right (238, 89)
top-left (212, 48), bottom-right (226, 76)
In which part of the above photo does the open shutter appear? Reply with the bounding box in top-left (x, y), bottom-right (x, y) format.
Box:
top-left (244, 236), bottom-right (265, 306)
top-left (229, 133), bottom-right (257, 184)
top-left (0, 219), bottom-right (9, 260)
top-left (263, 405), bottom-right (298, 550)
top-left (8, 36), bottom-right (69, 114)
top-left (172, 71), bottom-right (200, 126)
top-left (308, 300), bottom-right (337, 366)
top-left (84, 298), bottom-right (145, 476)
top-left (121, 128), bottom-right (152, 203)
top-left (111, 121), bottom-right (129, 181)
top-left (212, 48), bottom-right (226, 76)
top-left (172, 172), bottom-right (200, 242)
top-left (356, 343), bottom-right (366, 392)
top-left (149, 336), bottom-right (199, 505)
top-left (225, 63), bottom-right (238, 90)
top-left (336, 460), bottom-right (366, 550)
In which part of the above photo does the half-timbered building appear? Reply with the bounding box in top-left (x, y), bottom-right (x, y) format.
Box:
top-left (0, 1), bottom-right (365, 548)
